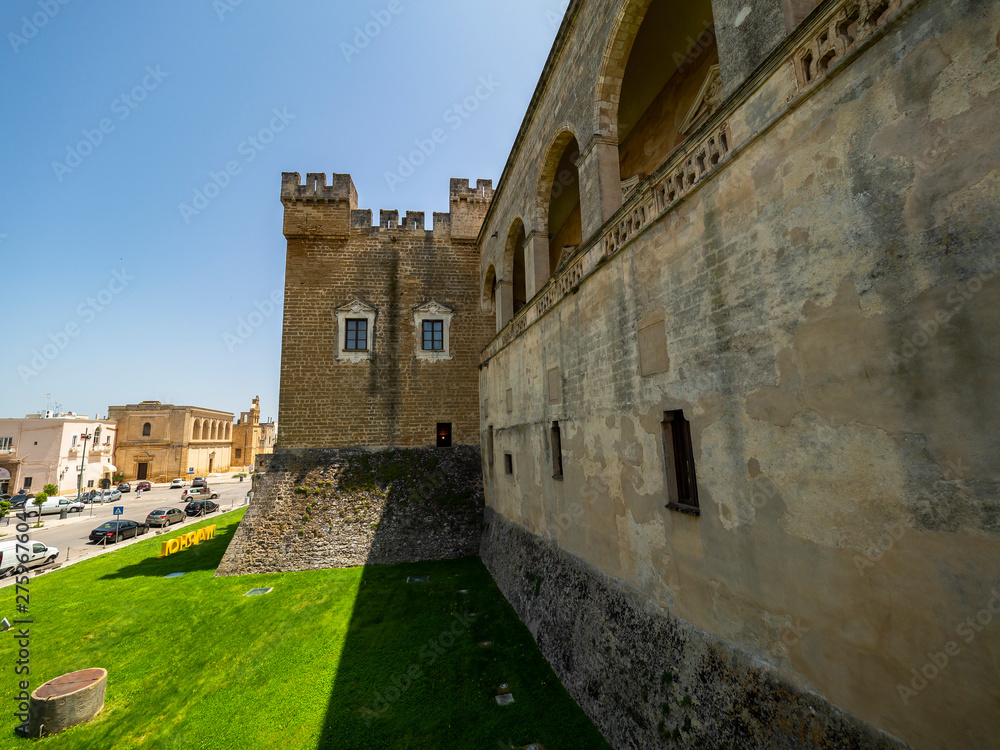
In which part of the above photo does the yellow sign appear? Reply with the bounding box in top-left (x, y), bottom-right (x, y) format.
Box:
top-left (158, 525), bottom-right (216, 557)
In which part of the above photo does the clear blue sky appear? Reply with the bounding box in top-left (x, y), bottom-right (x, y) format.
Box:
top-left (1, 0), bottom-right (562, 422)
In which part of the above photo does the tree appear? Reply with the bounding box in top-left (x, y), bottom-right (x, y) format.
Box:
top-left (42, 483), bottom-right (58, 497)
top-left (0, 501), bottom-right (10, 520)
top-left (32, 492), bottom-right (47, 526)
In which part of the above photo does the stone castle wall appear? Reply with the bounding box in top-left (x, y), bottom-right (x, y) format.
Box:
top-left (476, 0), bottom-right (1000, 748)
top-left (216, 446), bottom-right (483, 576)
top-left (278, 175), bottom-right (493, 450)
top-left (481, 510), bottom-right (909, 750)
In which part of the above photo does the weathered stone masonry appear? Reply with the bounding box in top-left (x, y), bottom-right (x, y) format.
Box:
top-left (478, 0), bottom-right (999, 749)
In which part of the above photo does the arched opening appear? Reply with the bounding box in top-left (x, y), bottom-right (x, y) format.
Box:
top-left (211, 422), bottom-right (218, 441)
top-left (193, 419), bottom-right (201, 440)
top-left (483, 264), bottom-right (497, 314)
top-left (142, 422), bottom-right (151, 437)
top-left (543, 135), bottom-right (582, 275)
top-left (608, 0), bottom-right (719, 185)
top-left (505, 219), bottom-right (527, 316)
top-left (226, 423), bottom-right (232, 440)
top-left (201, 421), bottom-right (208, 441)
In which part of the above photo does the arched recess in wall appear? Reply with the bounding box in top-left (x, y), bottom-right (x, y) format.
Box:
top-left (537, 131), bottom-right (582, 278)
top-left (598, 0), bottom-right (719, 187)
top-left (504, 219), bottom-right (527, 316)
top-left (142, 422), bottom-right (151, 437)
top-left (483, 263), bottom-right (498, 318)
top-left (201, 421), bottom-right (209, 441)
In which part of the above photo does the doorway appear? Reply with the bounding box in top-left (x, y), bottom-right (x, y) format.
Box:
top-left (436, 423), bottom-right (453, 448)
top-left (137, 463), bottom-right (149, 481)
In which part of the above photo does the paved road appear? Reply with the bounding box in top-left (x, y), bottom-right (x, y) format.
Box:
top-left (0, 482), bottom-right (249, 585)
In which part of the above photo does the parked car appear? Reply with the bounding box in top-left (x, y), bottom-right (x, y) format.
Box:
top-left (135, 481), bottom-right (152, 492)
top-left (118, 482), bottom-right (131, 493)
top-left (0, 539), bottom-right (58, 577)
top-left (182, 487), bottom-right (219, 501)
top-left (92, 489), bottom-right (122, 504)
top-left (185, 499), bottom-right (220, 517)
top-left (169, 479), bottom-right (185, 489)
top-left (191, 477), bottom-right (207, 488)
top-left (145, 507), bottom-right (184, 528)
top-left (80, 490), bottom-right (100, 504)
top-left (0, 494), bottom-right (10, 503)
top-left (23, 496), bottom-right (84, 517)
top-left (89, 520), bottom-right (149, 544)
top-left (10, 495), bottom-right (32, 510)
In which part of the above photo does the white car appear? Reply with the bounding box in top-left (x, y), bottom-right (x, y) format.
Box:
top-left (170, 479), bottom-right (185, 489)
top-left (93, 489), bottom-right (122, 504)
top-left (182, 487), bottom-right (219, 501)
top-left (0, 539), bottom-right (59, 577)
top-left (24, 496), bottom-right (84, 517)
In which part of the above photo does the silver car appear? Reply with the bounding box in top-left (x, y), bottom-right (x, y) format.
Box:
top-left (145, 507), bottom-right (184, 528)
top-left (181, 487), bottom-right (219, 501)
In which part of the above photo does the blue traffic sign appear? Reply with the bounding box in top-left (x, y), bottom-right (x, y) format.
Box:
top-left (113, 506), bottom-right (124, 516)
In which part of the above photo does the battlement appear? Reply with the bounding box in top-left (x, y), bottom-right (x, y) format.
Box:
top-left (450, 178), bottom-right (493, 202)
top-left (281, 172), bottom-right (358, 207)
top-left (282, 173), bottom-right (491, 240)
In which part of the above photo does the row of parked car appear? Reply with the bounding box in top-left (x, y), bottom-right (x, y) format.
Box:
top-left (0, 498), bottom-right (223, 577)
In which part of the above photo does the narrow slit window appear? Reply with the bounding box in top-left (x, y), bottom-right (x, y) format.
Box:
top-left (662, 410), bottom-right (699, 514)
top-left (142, 422), bottom-right (151, 436)
top-left (504, 453), bottom-right (513, 476)
top-left (551, 421), bottom-right (563, 479)
top-left (345, 319), bottom-right (368, 351)
top-left (437, 423), bottom-right (452, 448)
top-left (487, 426), bottom-right (495, 472)
top-left (422, 320), bottom-right (444, 351)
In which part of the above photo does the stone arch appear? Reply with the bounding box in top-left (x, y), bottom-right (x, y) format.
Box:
top-left (142, 422), bottom-right (151, 437)
top-left (599, 0), bottom-right (719, 185)
top-left (537, 129), bottom-right (583, 276)
top-left (596, 0), bottom-right (656, 139)
top-left (483, 263), bottom-right (497, 312)
top-left (504, 217), bottom-right (528, 318)
top-left (226, 423), bottom-right (231, 440)
top-left (193, 419), bottom-right (202, 441)
top-left (201, 421), bottom-right (209, 441)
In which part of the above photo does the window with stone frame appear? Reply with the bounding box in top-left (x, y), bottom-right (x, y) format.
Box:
top-left (422, 320), bottom-right (444, 351)
top-left (413, 301), bottom-right (454, 361)
top-left (345, 319), bottom-right (368, 351)
top-left (335, 299), bottom-right (377, 363)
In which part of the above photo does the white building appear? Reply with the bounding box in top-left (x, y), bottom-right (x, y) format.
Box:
top-left (0, 414), bottom-right (118, 496)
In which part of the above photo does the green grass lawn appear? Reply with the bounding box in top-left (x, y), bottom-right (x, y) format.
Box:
top-left (0, 510), bottom-right (610, 749)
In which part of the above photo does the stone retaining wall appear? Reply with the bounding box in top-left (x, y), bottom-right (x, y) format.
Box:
top-left (216, 446), bottom-right (483, 576)
top-left (480, 509), bottom-right (911, 750)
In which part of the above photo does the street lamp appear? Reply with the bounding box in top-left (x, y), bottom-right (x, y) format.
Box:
top-left (76, 431), bottom-right (92, 513)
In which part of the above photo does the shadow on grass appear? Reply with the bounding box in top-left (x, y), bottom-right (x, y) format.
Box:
top-left (313, 503), bottom-right (611, 749)
top-left (98, 517), bottom-right (238, 580)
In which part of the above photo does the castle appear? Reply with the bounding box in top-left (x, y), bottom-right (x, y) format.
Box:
top-left (220, 1), bottom-right (1000, 748)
